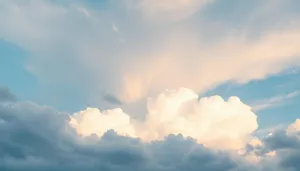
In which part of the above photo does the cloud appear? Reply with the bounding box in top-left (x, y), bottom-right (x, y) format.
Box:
top-left (102, 94), bottom-right (123, 105)
top-left (71, 88), bottom-right (258, 151)
top-left (112, 23), bottom-right (119, 32)
top-left (119, 27), bottom-right (300, 102)
top-left (70, 107), bottom-right (136, 138)
top-left (237, 119), bottom-right (300, 170)
top-left (1, 87), bottom-right (300, 171)
top-left (1, 0), bottom-right (300, 106)
top-left (127, 0), bottom-right (212, 20)
top-left (0, 86), bottom-right (17, 102)
top-left (287, 119), bottom-right (300, 135)
top-left (251, 120), bottom-right (300, 171)
top-left (251, 91), bottom-right (300, 111)
top-left (0, 91), bottom-right (244, 171)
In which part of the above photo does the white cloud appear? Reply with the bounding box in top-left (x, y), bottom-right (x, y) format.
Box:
top-left (119, 28), bottom-right (300, 102)
top-left (248, 138), bottom-right (263, 147)
top-left (266, 150), bottom-right (276, 157)
top-left (70, 88), bottom-right (258, 151)
top-left (1, 0), bottom-right (300, 106)
top-left (251, 91), bottom-right (299, 111)
top-left (70, 107), bottom-right (136, 137)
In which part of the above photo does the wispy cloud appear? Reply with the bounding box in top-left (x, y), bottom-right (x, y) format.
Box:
top-left (251, 91), bottom-right (300, 111)
top-left (112, 23), bottom-right (119, 32)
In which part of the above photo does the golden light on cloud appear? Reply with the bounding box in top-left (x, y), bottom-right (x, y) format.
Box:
top-left (287, 119), bottom-right (300, 135)
top-left (70, 88), bottom-right (258, 151)
top-left (69, 108), bottom-right (136, 138)
top-left (114, 28), bottom-right (300, 103)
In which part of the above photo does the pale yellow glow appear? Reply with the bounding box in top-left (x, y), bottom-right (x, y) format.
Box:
top-left (70, 88), bottom-right (258, 151)
top-left (70, 108), bottom-right (136, 137)
top-left (266, 151), bottom-right (276, 157)
top-left (287, 119), bottom-right (300, 135)
top-left (118, 29), bottom-right (300, 103)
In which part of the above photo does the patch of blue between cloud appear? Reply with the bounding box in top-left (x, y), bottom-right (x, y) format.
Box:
top-left (0, 40), bottom-right (38, 101)
top-left (200, 69), bottom-right (300, 129)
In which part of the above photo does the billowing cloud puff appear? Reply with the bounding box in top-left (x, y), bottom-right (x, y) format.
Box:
top-left (70, 108), bottom-right (136, 137)
top-left (70, 88), bottom-right (258, 150)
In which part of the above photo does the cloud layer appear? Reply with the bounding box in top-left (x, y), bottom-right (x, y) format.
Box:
top-left (1, 0), bottom-right (300, 106)
top-left (0, 87), bottom-right (300, 171)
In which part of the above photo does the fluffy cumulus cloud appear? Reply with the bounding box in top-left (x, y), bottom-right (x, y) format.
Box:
top-left (70, 88), bottom-right (258, 150)
top-left (0, 87), bottom-right (300, 171)
top-left (70, 107), bottom-right (136, 138)
top-left (1, 0), bottom-right (300, 105)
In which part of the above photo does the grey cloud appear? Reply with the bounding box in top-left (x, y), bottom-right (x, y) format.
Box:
top-left (246, 129), bottom-right (300, 171)
top-left (280, 150), bottom-right (300, 171)
top-left (263, 130), bottom-right (300, 150)
top-left (102, 94), bottom-right (123, 105)
top-left (1, 89), bottom-right (300, 171)
top-left (267, 132), bottom-right (300, 171)
top-left (0, 87), bottom-right (17, 102)
top-left (0, 92), bottom-right (250, 171)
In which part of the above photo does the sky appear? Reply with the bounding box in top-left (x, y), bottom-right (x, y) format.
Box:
top-left (0, 0), bottom-right (300, 171)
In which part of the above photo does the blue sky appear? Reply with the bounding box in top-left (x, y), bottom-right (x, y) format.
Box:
top-left (1, 1), bottom-right (300, 170)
